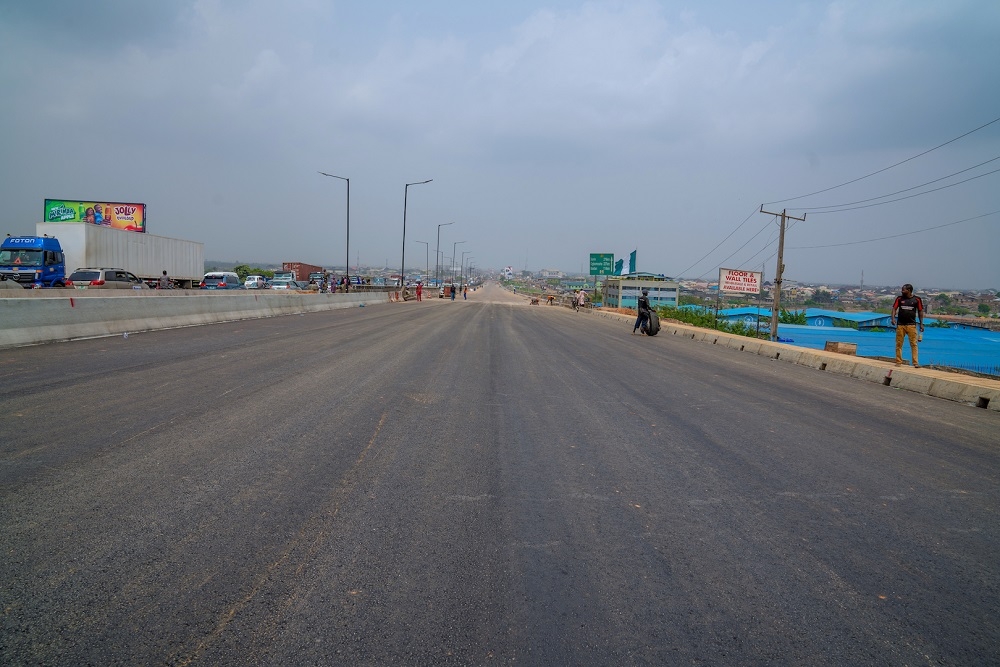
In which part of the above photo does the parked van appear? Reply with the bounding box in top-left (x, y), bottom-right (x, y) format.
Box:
top-left (199, 271), bottom-right (242, 290)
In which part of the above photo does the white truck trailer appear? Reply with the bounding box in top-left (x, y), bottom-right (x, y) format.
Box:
top-left (37, 222), bottom-right (205, 289)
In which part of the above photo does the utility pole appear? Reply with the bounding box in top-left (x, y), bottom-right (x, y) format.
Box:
top-left (759, 206), bottom-right (806, 342)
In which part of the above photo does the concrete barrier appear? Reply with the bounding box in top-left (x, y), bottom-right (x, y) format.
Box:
top-left (0, 291), bottom-right (389, 348)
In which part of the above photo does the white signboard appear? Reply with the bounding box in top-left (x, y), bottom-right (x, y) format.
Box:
top-left (719, 268), bottom-right (762, 294)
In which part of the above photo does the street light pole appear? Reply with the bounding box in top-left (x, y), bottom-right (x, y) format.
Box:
top-left (414, 241), bottom-right (429, 284)
top-left (452, 240), bottom-right (465, 283)
top-left (402, 179), bottom-right (432, 288)
top-left (436, 222), bottom-right (454, 287)
top-left (317, 171), bottom-right (349, 292)
top-left (461, 251), bottom-right (471, 285)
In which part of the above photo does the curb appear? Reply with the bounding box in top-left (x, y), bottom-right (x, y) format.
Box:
top-left (593, 309), bottom-right (1000, 412)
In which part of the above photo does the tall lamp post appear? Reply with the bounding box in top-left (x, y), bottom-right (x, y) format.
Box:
top-left (460, 251), bottom-right (471, 285)
top-left (401, 179), bottom-right (432, 288)
top-left (414, 241), bottom-right (429, 284)
top-left (436, 222), bottom-right (454, 287)
top-left (451, 240), bottom-right (465, 282)
top-left (317, 171), bottom-right (349, 291)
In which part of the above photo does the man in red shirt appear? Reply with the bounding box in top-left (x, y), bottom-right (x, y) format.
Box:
top-left (891, 283), bottom-right (924, 367)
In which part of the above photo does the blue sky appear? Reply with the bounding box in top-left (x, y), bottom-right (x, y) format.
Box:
top-left (1, 0), bottom-right (998, 289)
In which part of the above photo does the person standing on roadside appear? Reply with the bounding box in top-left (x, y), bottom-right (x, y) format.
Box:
top-left (158, 270), bottom-right (170, 289)
top-left (891, 283), bottom-right (924, 367)
top-left (416, 282), bottom-right (423, 301)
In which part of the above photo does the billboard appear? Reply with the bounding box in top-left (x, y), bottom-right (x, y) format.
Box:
top-left (44, 199), bottom-right (146, 232)
top-left (589, 253), bottom-right (614, 276)
top-left (719, 268), bottom-right (762, 294)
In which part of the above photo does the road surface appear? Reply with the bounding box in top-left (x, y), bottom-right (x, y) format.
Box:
top-left (1, 282), bottom-right (997, 665)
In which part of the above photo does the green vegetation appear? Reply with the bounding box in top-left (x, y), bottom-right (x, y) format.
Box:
top-left (803, 289), bottom-right (834, 305)
top-left (656, 306), bottom-right (764, 339)
top-left (778, 309), bottom-right (806, 325)
top-left (232, 264), bottom-right (274, 281)
top-left (931, 292), bottom-right (976, 316)
top-left (979, 303), bottom-right (991, 315)
top-left (679, 294), bottom-right (705, 307)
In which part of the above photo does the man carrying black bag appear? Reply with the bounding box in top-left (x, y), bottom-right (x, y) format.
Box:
top-left (633, 288), bottom-right (652, 335)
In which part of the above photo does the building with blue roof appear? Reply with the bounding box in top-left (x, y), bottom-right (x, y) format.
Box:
top-left (714, 307), bottom-right (937, 330)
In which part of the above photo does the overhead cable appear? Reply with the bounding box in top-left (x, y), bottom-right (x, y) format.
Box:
top-left (763, 115), bottom-right (1000, 205)
top-left (788, 210), bottom-right (1000, 249)
top-left (789, 155), bottom-right (1000, 211)
top-left (676, 205), bottom-right (760, 278)
top-left (795, 167), bottom-right (1000, 214)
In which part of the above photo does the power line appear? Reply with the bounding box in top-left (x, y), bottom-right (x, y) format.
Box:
top-left (763, 115), bottom-right (1000, 205)
top-left (788, 210), bottom-right (1000, 249)
top-left (726, 215), bottom-right (810, 276)
top-left (731, 227), bottom-right (780, 272)
top-left (795, 167), bottom-right (1000, 214)
top-left (697, 216), bottom-right (775, 280)
top-left (676, 205), bottom-right (760, 278)
top-left (788, 155), bottom-right (1000, 211)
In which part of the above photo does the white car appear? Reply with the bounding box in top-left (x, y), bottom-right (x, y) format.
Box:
top-left (269, 279), bottom-right (293, 290)
top-left (244, 275), bottom-right (267, 289)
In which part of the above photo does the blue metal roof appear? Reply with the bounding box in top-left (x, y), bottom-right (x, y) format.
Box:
top-left (713, 307), bottom-right (937, 328)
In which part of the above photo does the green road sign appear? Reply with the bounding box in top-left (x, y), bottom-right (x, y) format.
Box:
top-left (589, 253), bottom-right (614, 276)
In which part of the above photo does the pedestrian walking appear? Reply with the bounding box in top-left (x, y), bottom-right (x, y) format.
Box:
top-left (633, 288), bottom-right (651, 334)
top-left (576, 289), bottom-right (587, 311)
top-left (416, 282), bottom-right (423, 301)
top-left (463, 285), bottom-right (467, 300)
top-left (891, 283), bottom-right (924, 367)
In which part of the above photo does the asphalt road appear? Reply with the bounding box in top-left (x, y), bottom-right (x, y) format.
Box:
top-left (1, 282), bottom-right (998, 666)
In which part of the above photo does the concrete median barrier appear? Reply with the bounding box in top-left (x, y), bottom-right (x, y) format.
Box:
top-left (0, 291), bottom-right (389, 348)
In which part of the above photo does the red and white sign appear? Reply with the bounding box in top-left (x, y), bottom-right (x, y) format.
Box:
top-left (719, 268), bottom-right (762, 294)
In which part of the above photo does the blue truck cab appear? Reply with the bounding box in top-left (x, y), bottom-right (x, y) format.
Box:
top-left (0, 235), bottom-right (68, 288)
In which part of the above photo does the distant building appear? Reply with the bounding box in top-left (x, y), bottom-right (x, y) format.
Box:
top-left (603, 273), bottom-right (679, 309)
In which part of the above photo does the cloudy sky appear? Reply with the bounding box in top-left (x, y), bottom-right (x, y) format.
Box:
top-left (2, 0), bottom-right (998, 289)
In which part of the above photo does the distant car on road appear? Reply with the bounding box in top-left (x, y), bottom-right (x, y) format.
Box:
top-left (199, 272), bottom-right (243, 290)
top-left (244, 275), bottom-right (267, 289)
top-left (67, 268), bottom-right (150, 289)
top-left (269, 279), bottom-right (293, 290)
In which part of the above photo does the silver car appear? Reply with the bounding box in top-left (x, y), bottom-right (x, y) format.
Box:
top-left (68, 268), bottom-right (150, 289)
